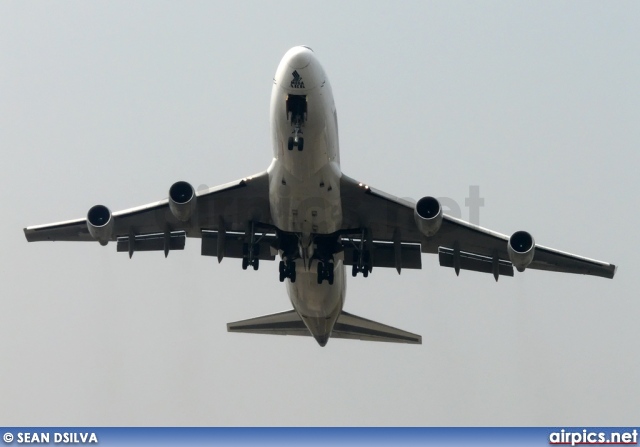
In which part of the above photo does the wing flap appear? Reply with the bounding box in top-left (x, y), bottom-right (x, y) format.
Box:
top-left (342, 241), bottom-right (422, 270)
top-left (116, 231), bottom-right (186, 254)
top-left (438, 246), bottom-right (514, 278)
top-left (201, 230), bottom-right (277, 261)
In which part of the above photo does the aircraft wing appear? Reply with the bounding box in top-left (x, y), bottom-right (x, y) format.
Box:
top-left (340, 174), bottom-right (616, 279)
top-left (24, 172), bottom-right (273, 256)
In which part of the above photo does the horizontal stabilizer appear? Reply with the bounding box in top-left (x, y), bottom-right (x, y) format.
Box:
top-left (332, 311), bottom-right (422, 344)
top-left (227, 310), bottom-right (309, 337)
top-left (227, 310), bottom-right (421, 344)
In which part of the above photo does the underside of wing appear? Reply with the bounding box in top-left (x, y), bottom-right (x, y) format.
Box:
top-left (527, 244), bottom-right (617, 278)
top-left (24, 172), bottom-right (273, 253)
top-left (339, 173), bottom-right (616, 279)
top-left (24, 217), bottom-right (94, 242)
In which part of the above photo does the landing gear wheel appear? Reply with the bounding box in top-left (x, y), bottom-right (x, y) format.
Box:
top-left (242, 242), bottom-right (260, 271)
top-left (280, 259), bottom-right (297, 283)
top-left (297, 137), bottom-right (304, 151)
top-left (287, 137), bottom-right (294, 151)
top-left (316, 260), bottom-right (334, 284)
top-left (351, 248), bottom-right (371, 278)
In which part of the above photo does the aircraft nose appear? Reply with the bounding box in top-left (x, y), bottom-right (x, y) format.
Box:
top-left (275, 46), bottom-right (322, 91)
top-left (285, 46), bottom-right (313, 69)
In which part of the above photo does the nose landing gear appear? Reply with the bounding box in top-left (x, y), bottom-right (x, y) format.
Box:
top-left (287, 135), bottom-right (304, 151)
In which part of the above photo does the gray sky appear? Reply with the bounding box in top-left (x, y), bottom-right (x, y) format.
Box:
top-left (1, 1), bottom-right (638, 426)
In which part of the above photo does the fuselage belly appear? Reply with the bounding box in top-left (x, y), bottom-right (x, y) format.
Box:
top-left (267, 46), bottom-right (345, 344)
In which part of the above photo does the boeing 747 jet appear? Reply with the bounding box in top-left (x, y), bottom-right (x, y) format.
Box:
top-left (24, 46), bottom-right (616, 346)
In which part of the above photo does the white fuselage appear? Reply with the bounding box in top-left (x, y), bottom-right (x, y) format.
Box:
top-left (267, 46), bottom-right (345, 344)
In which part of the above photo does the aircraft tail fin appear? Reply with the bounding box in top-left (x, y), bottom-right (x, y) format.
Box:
top-left (227, 309), bottom-right (421, 345)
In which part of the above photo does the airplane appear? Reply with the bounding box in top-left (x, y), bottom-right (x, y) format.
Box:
top-left (24, 46), bottom-right (616, 347)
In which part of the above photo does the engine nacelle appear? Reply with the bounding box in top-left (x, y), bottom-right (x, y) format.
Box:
top-left (508, 230), bottom-right (535, 272)
top-left (87, 205), bottom-right (113, 245)
top-left (169, 181), bottom-right (196, 222)
top-left (414, 196), bottom-right (443, 237)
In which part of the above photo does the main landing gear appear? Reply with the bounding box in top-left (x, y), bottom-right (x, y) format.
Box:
top-left (279, 259), bottom-right (296, 283)
top-left (241, 221), bottom-right (263, 271)
top-left (242, 243), bottom-right (260, 271)
top-left (349, 229), bottom-right (372, 277)
top-left (351, 250), bottom-right (370, 277)
top-left (317, 259), bottom-right (335, 285)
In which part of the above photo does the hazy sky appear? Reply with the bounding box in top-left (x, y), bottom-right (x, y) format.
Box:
top-left (1, 1), bottom-right (638, 426)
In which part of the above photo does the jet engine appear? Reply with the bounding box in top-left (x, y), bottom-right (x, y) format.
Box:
top-left (414, 196), bottom-right (443, 237)
top-left (87, 205), bottom-right (113, 245)
top-left (508, 230), bottom-right (535, 272)
top-left (169, 181), bottom-right (196, 222)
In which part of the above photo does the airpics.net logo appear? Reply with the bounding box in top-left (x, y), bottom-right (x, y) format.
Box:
top-left (549, 429), bottom-right (638, 446)
top-left (3, 432), bottom-right (98, 444)
top-left (195, 183), bottom-right (487, 226)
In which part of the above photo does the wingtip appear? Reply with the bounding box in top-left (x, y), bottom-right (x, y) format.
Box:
top-left (23, 227), bottom-right (33, 242)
